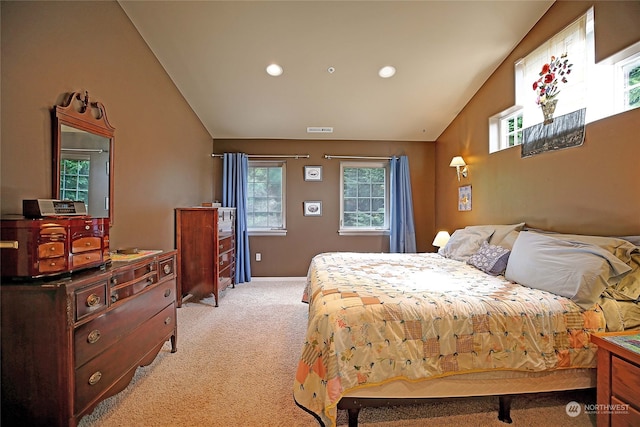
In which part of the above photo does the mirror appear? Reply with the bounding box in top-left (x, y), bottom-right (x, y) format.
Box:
top-left (53, 92), bottom-right (115, 225)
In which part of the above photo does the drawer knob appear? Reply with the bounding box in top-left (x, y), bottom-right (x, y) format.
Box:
top-left (219, 261), bottom-right (224, 266)
top-left (87, 329), bottom-right (101, 344)
top-left (111, 293), bottom-right (118, 303)
top-left (164, 317), bottom-right (172, 325)
top-left (163, 264), bottom-right (171, 274)
top-left (85, 225), bottom-right (90, 230)
top-left (85, 241), bottom-right (91, 246)
top-left (111, 278), bottom-right (118, 285)
top-left (88, 371), bottom-right (102, 385)
top-left (86, 294), bottom-right (101, 307)
top-left (50, 246), bottom-right (55, 251)
top-left (219, 244), bottom-right (223, 249)
top-left (147, 278), bottom-right (154, 285)
top-left (164, 289), bottom-right (172, 298)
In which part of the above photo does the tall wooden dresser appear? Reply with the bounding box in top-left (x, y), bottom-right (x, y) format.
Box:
top-left (1, 250), bottom-right (178, 427)
top-left (175, 207), bottom-right (236, 306)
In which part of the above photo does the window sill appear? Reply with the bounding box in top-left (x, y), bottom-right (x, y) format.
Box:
top-left (249, 229), bottom-right (287, 237)
top-left (338, 229), bottom-right (389, 236)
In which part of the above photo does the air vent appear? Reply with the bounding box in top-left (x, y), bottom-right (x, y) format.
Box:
top-left (307, 127), bottom-right (333, 133)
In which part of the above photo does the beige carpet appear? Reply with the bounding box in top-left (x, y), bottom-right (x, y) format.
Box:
top-left (78, 279), bottom-right (596, 427)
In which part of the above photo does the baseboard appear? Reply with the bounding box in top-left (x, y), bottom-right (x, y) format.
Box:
top-left (249, 276), bottom-right (306, 282)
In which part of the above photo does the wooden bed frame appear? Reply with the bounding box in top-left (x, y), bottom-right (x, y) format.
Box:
top-left (336, 368), bottom-right (596, 426)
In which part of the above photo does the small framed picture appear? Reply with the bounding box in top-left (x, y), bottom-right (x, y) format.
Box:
top-left (304, 166), bottom-right (323, 181)
top-left (458, 185), bottom-right (472, 211)
top-left (303, 201), bottom-right (322, 216)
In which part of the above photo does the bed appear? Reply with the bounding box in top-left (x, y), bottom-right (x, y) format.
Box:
top-left (293, 225), bottom-right (640, 427)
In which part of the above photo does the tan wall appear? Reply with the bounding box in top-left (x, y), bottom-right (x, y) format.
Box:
top-left (435, 1), bottom-right (640, 237)
top-left (1, 1), bottom-right (213, 251)
top-left (213, 139), bottom-right (435, 276)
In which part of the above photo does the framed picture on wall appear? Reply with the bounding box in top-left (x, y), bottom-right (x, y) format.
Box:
top-left (458, 185), bottom-right (472, 211)
top-left (304, 166), bottom-right (323, 181)
top-left (303, 201), bottom-right (322, 216)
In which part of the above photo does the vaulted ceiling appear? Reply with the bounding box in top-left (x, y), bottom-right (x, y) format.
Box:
top-left (119, 1), bottom-right (554, 141)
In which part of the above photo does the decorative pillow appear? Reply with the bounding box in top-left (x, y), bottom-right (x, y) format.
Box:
top-left (505, 231), bottom-right (632, 309)
top-left (465, 223), bottom-right (526, 248)
top-left (438, 228), bottom-right (493, 262)
top-left (467, 241), bottom-right (510, 275)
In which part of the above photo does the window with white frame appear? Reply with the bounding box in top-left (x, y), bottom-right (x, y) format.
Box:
top-left (247, 161), bottom-right (286, 235)
top-left (339, 161), bottom-right (389, 235)
top-left (489, 7), bottom-right (640, 153)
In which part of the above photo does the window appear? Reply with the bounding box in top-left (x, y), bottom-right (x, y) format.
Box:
top-left (620, 54), bottom-right (640, 111)
top-left (339, 161), bottom-right (389, 235)
top-left (489, 8), bottom-right (640, 153)
top-left (247, 161), bottom-right (286, 235)
top-left (60, 156), bottom-right (90, 204)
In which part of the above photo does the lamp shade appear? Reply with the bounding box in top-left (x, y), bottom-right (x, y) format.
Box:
top-left (432, 230), bottom-right (451, 247)
top-left (449, 156), bottom-right (466, 167)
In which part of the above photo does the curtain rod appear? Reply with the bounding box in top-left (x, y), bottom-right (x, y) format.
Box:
top-left (324, 154), bottom-right (393, 160)
top-left (62, 148), bottom-right (106, 153)
top-left (211, 154), bottom-right (309, 159)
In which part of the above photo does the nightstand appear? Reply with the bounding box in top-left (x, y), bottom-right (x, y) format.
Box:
top-left (591, 330), bottom-right (640, 427)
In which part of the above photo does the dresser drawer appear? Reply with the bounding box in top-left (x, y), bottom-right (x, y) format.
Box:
top-left (74, 302), bottom-right (176, 414)
top-left (75, 279), bottom-right (176, 367)
top-left (219, 235), bottom-right (234, 254)
top-left (611, 396), bottom-right (640, 427)
top-left (71, 250), bottom-right (102, 269)
top-left (110, 272), bottom-right (156, 304)
top-left (111, 260), bottom-right (157, 287)
top-left (159, 255), bottom-right (175, 281)
top-left (38, 241), bottom-right (65, 259)
top-left (37, 256), bottom-right (67, 274)
top-left (72, 236), bottom-right (102, 254)
top-left (76, 280), bottom-right (109, 321)
top-left (612, 356), bottom-right (640, 410)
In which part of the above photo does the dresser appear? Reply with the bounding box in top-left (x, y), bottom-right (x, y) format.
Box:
top-left (591, 330), bottom-right (640, 427)
top-left (1, 250), bottom-right (177, 427)
top-left (175, 207), bottom-right (235, 306)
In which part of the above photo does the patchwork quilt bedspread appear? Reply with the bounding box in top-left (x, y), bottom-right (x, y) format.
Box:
top-left (294, 252), bottom-right (606, 426)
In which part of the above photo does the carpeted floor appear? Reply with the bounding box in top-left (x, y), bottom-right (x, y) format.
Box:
top-left (78, 279), bottom-right (596, 427)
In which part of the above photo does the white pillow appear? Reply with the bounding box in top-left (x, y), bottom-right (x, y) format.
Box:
top-left (465, 223), bottom-right (525, 248)
top-left (438, 228), bottom-right (493, 262)
top-left (505, 231), bottom-right (632, 309)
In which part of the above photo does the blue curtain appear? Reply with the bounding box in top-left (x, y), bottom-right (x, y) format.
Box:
top-left (223, 153), bottom-right (251, 283)
top-left (390, 156), bottom-right (417, 253)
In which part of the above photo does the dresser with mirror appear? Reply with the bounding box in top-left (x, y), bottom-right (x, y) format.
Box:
top-left (0, 92), bottom-right (178, 426)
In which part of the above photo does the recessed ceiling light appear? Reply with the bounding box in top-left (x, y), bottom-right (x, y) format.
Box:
top-left (266, 63), bottom-right (283, 77)
top-left (378, 65), bottom-right (396, 78)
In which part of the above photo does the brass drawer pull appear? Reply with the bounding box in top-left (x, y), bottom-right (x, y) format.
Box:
top-left (164, 317), bottom-right (172, 325)
top-left (219, 261), bottom-right (224, 266)
top-left (164, 289), bottom-right (172, 298)
top-left (88, 371), bottom-right (102, 385)
top-left (86, 294), bottom-right (101, 307)
top-left (111, 293), bottom-right (118, 303)
top-left (87, 329), bottom-right (101, 344)
top-left (147, 278), bottom-right (154, 285)
top-left (163, 264), bottom-right (171, 274)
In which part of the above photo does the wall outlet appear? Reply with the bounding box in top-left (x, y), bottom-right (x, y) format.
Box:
top-left (255, 253), bottom-right (261, 262)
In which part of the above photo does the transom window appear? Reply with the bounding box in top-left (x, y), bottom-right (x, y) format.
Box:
top-left (489, 7), bottom-right (640, 153)
top-left (247, 161), bottom-right (286, 235)
top-left (339, 161), bottom-right (389, 234)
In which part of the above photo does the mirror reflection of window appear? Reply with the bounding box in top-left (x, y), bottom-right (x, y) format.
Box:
top-left (60, 125), bottom-right (110, 218)
top-left (60, 155), bottom-right (90, 206)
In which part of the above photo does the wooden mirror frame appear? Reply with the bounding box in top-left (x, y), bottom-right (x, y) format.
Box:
top-left (53, 92), bottom-right (115, 225)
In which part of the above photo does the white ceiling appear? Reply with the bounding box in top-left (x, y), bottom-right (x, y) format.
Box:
top-left (119, 0), bottom-right (553, 141)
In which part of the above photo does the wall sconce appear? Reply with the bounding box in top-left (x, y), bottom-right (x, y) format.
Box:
top-left (432, 230), bottom-right (451, 247)
top-left (449, 156), bottom-right (468, 181)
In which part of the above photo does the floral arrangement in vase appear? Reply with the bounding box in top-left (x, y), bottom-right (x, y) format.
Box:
top-left (532, 53), bottom-right (572, 124)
